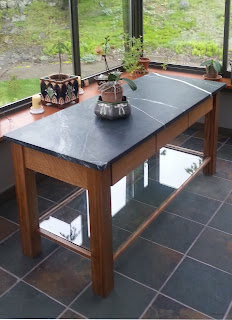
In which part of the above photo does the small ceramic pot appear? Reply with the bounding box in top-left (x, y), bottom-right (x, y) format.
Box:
top-left (95, 96), bottom-right (131, 120)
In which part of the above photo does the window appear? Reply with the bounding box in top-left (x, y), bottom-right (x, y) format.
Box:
top-left (143, 0), bottom-right (225, 68)
top-left (0, 0), bottom-right (71, 108)
top-left (78, 0), bottom-right (124, 78)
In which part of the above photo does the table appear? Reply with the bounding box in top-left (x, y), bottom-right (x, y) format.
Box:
top-left (4, 73), bottom-right (225, 297)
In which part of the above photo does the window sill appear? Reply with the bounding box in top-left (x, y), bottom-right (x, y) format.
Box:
top-left (0, 68), bottom-right (231, 142)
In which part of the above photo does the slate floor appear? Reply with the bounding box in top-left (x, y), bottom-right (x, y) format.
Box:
top-left (1, 123), bottom-right (232, 319)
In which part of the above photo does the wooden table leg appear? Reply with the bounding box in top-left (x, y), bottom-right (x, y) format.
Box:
top-left (11, 143), bottom-right (41, 257)
top-left (203, 93), bottom-right (219, 175)
top-left (87, 166), bottom-right (114, 297)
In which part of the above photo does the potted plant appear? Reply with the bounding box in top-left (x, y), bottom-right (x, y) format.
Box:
top-left (40, 41), bottom-right (79, 108)
top-left (94, 71), bottom-right (137, 120)
top-left (123, 35), bottom-right (150, 74)
top-left (201, 59), bottom-right (222, 80)
top-left (94, 36), bottom-right (111, 85)
top-left (100, 72), bottom-right (137, 102)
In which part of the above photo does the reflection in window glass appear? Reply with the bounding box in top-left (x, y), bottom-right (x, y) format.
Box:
top-left (0, 1), bottom-right (71, 107)
top-left (79, 0), bottom-right (124, 78)
top-left (143, 0), bottom-right (225, 68)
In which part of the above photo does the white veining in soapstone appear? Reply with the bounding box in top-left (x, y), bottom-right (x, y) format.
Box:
top-left (149, 73), bottom-right (212, 96)
top-left (127, 96), bottom-right (179, 109)
top-left (130, 103), bottom-right (165, 125)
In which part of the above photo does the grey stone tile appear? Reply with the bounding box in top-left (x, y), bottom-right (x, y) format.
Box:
top-left (169, 134), bottom-right (190, 146)
top-left (166, 190), bottom-right (221, 224)
top-left (112, 198), bottom-right (155, 233)
top-left (0, 231), bottom-right (58, 277)
top-left (162, 257), bottom-right (232, 318)
top-left (209, 203), bottom-right (232, 234)
top-left (37, 176), bottom-right (77, 203)
top-left (186, 173), bottom-right (232, 201)
top-left (59, 309), bottom-right (85, 319)
top-left (71, 273), bottom-right (155, 319)
top-left (0, 281), bottom-right (64, 318)
top-left (0, 196), bottom-right (55, 224)
top-left (0, 269), bottom-right (17, 296)
top-left (115, 237), bottom-right (182, 290)
top-left (141, 211), bottom-right (203, 253)
top-left (225, 192), bottom-right (232, 205)
top-left (24, 247), bottom-right (91, 305)
top-left (215, 158), bottom-right (232, 181)
top-left (217, 144), bottom-right (232, 162)
top-left (0, 217), bottom-right (18, 242)
top-left (132, 177), bottom-right (174, 208)
top-left (181, 137), bottom-right (221, 153)
top-left (142, 294), bottom-right (210, 319)
top-left (188, 227), bottom-right (232, 274)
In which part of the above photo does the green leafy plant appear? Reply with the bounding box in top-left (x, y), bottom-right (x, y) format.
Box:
top-left (81, 54), bottom-right (97, 63)
top-left (95, 35), bottom-right (111, 73)
top-left (200, 59), bottom-right (222, 73)
top-left (51, 40), bottom-right (70, 79)
top-left (123, 35), bottom-right (144, 74)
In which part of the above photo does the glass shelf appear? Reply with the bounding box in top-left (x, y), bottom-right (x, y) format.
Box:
top-left (40, 147), bottom-right (203, 253)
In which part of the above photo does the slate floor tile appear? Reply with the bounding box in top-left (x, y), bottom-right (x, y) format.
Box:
top-left (67, 191), bottom-right (88, 214)
top-left (115, 237), bottom-right (182, 290)
top-left (0, 281), bottom-right (64, 318)
top-left (209, 203), bottom-right (232, 234)
top-left (219, 127), bottom-right (232, 138)
top-left (162, 257), bottom-right (232, 318)
top-left (225, 192), bottom-right (232, 205)
top-left (166, 190), bottom-right (221, 224)
top-left (225, 305), bottom-right (232, 319)
top-left (215, 158), bottom-right (232, 181)
top-left (112, 198), bottom-right (155, 233)
top-left (217, 144), bottom-right (232, 162)
top-left (181, 137), bottom-right (221, 152)
top-left (71, 273), bottom-right (155, 319)
top-left (0, 269), bottom-right (17, 296)
top-left (0, 231), bottom-right (58, 277)
top-left (194, 129), bottom-right (229, 143)
top-left (182, 123), bottom-right (203, 136)
top-left (24, 247), bottom-right (91, 305)
top-left (0, 217), bottom-right (18, 242)
top-left (141, 211), bottom-right (203, 253)
top-left (188, 227), bottom-right (232, 274)
top-left (66, 222), bottom-right (131, 254)
top-left (169, 134), bottom-right (190, 146)
top-left (186, 173), bottom-right (232, 201)
top-left (132, 177), bottom-right (174, 208)
top-left (37, 176), bottom-right (77, 203)
top-left (142, 294), bottom-right (210, 319)
top-left (59, 309), bottom-right (85, 319)
top-left (225, 137), bottom-right (232, 145)
top-left (0, 196), bottom-right (55, 223)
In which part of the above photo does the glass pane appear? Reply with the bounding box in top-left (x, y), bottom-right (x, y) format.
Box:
top-left (78, 0), bottom-right (124, 78)
top-left (40, 147), bottom-right (203, 253)
top-left (0, 1), bottom-right (71, 107)
top-left (228, 7), bottom-right (232, 71)
top-left (143, 0), bottom-right (225, 68)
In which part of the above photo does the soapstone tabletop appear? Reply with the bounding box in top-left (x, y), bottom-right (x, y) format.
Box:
top-left (4, 73), bottom-right (225, 171)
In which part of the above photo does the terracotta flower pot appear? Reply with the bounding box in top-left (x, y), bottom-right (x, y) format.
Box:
top-left (101, 84), bottom-right (123, 103)
top-left (138, 57), bottom-right (150, 71)
top-left (206, 65), bottom-right (218, 79)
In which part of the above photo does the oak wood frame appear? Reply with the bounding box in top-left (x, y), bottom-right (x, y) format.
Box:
top-left (10, 93), bottom-right (219, 297)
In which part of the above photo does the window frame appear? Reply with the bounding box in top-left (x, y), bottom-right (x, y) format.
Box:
top-left (1, 0), bottom-right (231, 114)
